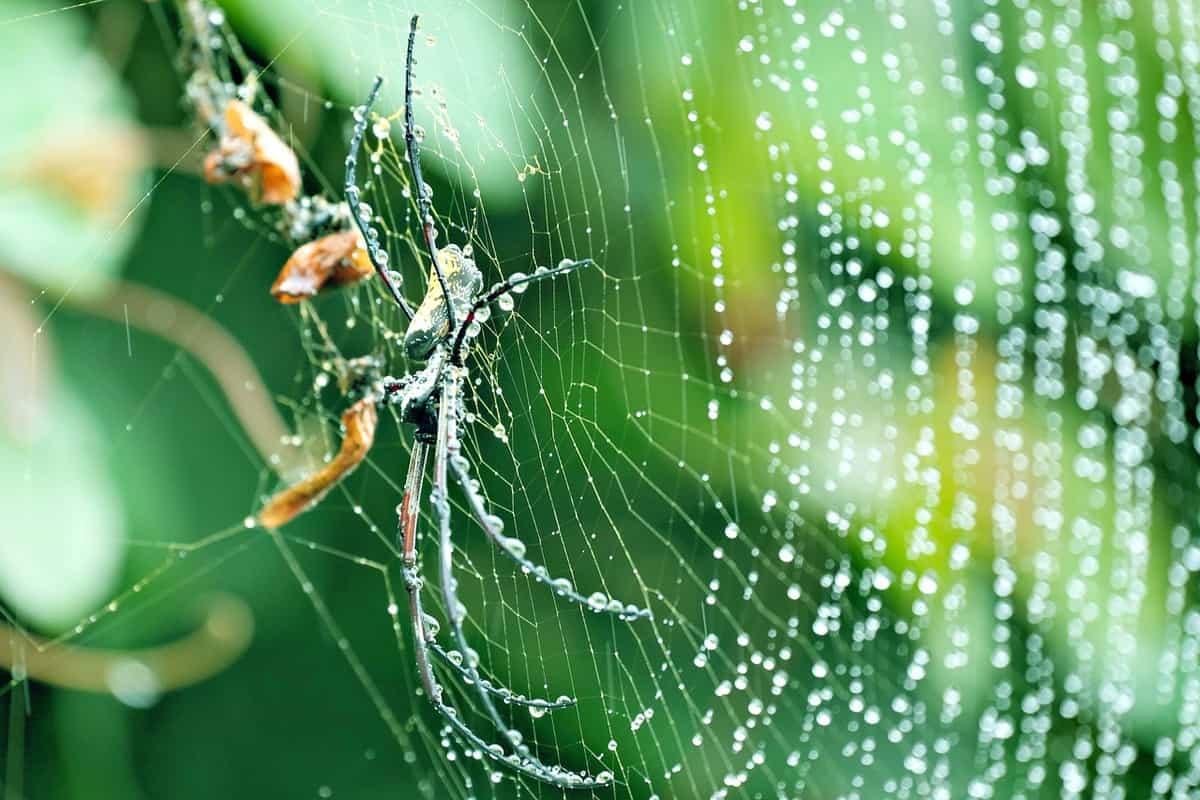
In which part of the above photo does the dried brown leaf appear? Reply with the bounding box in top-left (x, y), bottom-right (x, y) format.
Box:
top-left (256, 398), bottom-right (378, 529)
top-left (203, 100), bottom-right (301, 205)
top-left (270, 230), bottom-right (373, 303)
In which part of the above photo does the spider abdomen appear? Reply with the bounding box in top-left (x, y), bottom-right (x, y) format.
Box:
top-left (403, 244), bottom-right (483, 360)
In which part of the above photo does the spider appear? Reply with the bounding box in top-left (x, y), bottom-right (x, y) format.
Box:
top-left (178, 9), bottom-right (652, 777)
top-left (337, 15), bottom-right (651, 789)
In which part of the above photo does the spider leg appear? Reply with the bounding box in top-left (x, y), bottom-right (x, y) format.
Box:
top-left (403, 576), bottom-right (607, 788)
top-left (432, 382), bottom-right (577, 722)
top-left (399, 439), bottom-right (430, 560)
top-left (404, 14), bottom-right (455, 332)
top-left (439, 368), bottom-right (651, 622)
top-left (450, 258), bottom-right (594, 363)
top-left (397, 381), bottom-right (608, 788)
top-left (398, 441), bottom-right (439, 707)
top-left (432, 383), bottom-right (523, 737)
top-left (445, 450), bottom-right (652, 622)
top-left (344, 75), bottom-right (416, 320)
top-left (427, 641), bottom-right (574, 711)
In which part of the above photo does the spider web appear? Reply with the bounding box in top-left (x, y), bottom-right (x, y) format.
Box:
top-left (4, 0), bottom-right (1200, 799)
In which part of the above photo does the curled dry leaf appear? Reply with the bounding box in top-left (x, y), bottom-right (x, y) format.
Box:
top-left (256, 397), bottom-right (378, 529)
top-left (203, 100), bottom-right (301, 205)
top-left (270, 229), bottom-right (373, 303)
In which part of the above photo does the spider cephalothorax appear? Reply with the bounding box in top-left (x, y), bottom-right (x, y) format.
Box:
top-left (338, 15), bottom-right (650, 789)
top-left (381, 348), bottom-right (443, 443)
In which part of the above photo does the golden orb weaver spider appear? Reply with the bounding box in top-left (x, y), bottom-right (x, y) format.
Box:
top-left (338, 15), bottom-right (651, 789)
top-left (183, 0), bottom-right (649, 786)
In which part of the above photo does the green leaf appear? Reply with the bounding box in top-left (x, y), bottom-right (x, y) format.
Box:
top-left (0, 0), bottom-right (149, 294)
top-left (0, 387), bottom-right (124, 632)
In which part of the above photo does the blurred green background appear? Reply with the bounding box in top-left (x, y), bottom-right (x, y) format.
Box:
top-left (3, 0), bottom-right (1200, 798)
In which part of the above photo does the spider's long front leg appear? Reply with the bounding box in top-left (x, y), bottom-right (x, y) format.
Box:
top-left (398, 392), bottom-right (569, 712)
top-left (400, 432), bottom-right (544, 714)
top-left (399, 438), bottom-right (439, 705)
top-left (433, 383), bottom-right (529, 740)
top-left (448, 457), bottom-right (652, 621)
top-left (402, 15), bottom-right (454, 328)
top-left (442, 408), bottom-right (651, 621)
top-left (431, 379), bottom-right (575, 718)
top-left (445, 255), bottom-right (650, 619)
top-left (399, 438), bottom-right (430, 567)
top-left (404, 539), bottom-right (575, 784)
top-left (450, 258), bottom-right (594, 364)
top-left (345, 75), bottom-right (416, 320)
top-left (389, 364), bottom-right (579, 706)
top-left (400, 374), bottom-right (609, 789)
